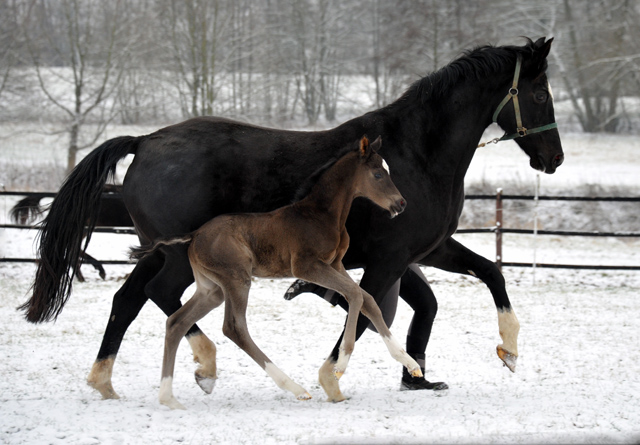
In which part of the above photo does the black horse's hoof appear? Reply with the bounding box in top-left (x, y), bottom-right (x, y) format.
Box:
top-left (400, 376), bottom-right (449, 392)
top-left (285, 279), bottom-right (319, 300)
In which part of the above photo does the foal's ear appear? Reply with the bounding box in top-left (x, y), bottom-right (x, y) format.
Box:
top-left (358, 135), bottom-right (371, 158)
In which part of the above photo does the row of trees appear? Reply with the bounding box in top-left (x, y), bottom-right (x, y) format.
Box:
top-left (1, 0), bottom-right (639, 172)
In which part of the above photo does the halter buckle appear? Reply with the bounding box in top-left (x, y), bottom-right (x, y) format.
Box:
top-left (509, 88), bottom-right (518, 96)
top-left (517, 127), bottom-right (527, 137)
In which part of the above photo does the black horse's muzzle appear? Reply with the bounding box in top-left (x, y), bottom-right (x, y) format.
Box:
top-left (537, 152), bottom-right (564, 174)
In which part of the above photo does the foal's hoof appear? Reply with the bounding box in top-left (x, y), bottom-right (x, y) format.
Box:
top-left (409, 366), bottom-right (423, 378)
top-left (497, 345), bottom-right (518, 372)
top-left (297, 392), bottom-right (312, 401)
top-left (195, 371), bottom-right (217, 394)
top-left (160, 397), bottom-right (186, 410)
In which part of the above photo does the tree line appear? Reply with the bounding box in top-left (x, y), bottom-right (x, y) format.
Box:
top-left (1, 0), bottom-right (639, 172)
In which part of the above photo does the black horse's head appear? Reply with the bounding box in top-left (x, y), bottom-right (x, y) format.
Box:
top-left (493, 37), bottom-right (564, 174)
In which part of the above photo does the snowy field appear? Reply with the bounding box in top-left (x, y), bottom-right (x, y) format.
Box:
top-left (1, 128), bottom-right (640, 444)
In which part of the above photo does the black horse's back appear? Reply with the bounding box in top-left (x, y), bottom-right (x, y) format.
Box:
top-left (21, 135), bottom-right (140, 323)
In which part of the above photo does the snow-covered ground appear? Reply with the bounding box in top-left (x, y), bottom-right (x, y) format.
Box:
top-left (1, 127), bottom-right (640, 444)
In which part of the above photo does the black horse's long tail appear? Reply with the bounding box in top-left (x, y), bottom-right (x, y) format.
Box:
top-left (19, 136), bottom-right (140, 323)
top-left (129, 234), bottom-right (193, 261)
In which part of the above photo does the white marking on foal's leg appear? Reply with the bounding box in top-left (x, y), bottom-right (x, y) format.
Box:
top-left (319, 356), bottom-right (346, 402)
top-left (496, 308), bottom-right (520, 372)
top-left (159, 377), bottom-right (186, 410)
top-left (381, 334), bottom-right (422, 377)
top-left (87, 357), bottom-right (120, 399)
top-left (264, 362), bottom-right (311, 400)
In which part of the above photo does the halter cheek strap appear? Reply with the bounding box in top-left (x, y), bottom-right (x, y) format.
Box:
top-left (479, 54), bottom-right (558, 147)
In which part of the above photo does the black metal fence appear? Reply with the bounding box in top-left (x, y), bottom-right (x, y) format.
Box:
top-left (2, 190), bottom-right (640, 270)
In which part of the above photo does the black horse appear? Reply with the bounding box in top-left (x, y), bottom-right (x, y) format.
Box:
top-left (10, 185), bottom-right (132, 281)
top-left (21, 37), bottom-right (563, 401)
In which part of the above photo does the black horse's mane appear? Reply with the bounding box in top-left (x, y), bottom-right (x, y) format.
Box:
top-left (393, 38), bottom-right (543, 106)
top-left (292, 143), bottom-right (355, 203)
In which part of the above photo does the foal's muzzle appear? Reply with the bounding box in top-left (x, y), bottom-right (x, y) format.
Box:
top-left (389, 198), bottom-right (407, 218)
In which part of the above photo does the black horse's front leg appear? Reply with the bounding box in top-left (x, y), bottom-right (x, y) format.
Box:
top-left (421, 237), bottom-right (519, 372)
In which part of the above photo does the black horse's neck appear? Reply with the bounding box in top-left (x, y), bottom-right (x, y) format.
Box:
top-left (368, 45), bottom-right (521, 181)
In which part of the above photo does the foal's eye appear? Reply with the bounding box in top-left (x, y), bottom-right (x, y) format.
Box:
top-left (374, 172), bottom-right (383, 179)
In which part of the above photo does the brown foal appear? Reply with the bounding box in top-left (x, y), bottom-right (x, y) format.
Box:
top-left (130, 135), bottom-right (421, 409)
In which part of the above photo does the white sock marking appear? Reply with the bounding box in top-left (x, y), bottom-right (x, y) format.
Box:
top-left (264, 362), bottom-right (309, 398)
top-left (497, 308), bottom-right (520, 355)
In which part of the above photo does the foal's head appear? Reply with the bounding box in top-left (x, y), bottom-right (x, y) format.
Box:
top-left (354, 136), bottom-right (406, 218)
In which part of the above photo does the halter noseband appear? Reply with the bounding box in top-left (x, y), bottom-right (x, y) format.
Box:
top-left (478, 54), bottom-right (558, 147)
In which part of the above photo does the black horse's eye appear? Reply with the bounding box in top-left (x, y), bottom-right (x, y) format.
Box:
top-left (374, 172), bottom-right (383, 179)
top-left (535, 91), bottom-right (548, 103)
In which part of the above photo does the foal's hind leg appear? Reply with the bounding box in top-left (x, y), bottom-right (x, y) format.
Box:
top-left (145, 249), bottom-right (220, 391)
top-left (221, 277), bottom-right (311, 401)
top-left (159, 281), bottom-right (224, 410)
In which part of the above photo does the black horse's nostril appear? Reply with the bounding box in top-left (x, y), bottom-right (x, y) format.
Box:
top-left (400, 199), bottom-right (407, 209)
top-left (554, 153), bottom-right (564, 167)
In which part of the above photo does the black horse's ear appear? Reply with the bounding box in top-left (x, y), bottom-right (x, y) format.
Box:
top-left (370, 136), bottom-right (382, 153)
top-left (528, 37), bottom-right (553, 74)
top-left (536, 37), bottom-right (553, 59)
top-left (358, 135), bottom-right (371, 158)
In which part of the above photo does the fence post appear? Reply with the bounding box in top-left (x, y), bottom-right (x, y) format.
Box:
top-left (495, 188), bottom-right (503, 272)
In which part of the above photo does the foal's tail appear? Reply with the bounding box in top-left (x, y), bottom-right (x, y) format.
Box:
top-left (129, 234), bottom-right (194, 261)
top-left (19, 136), bottom-right (140, 323)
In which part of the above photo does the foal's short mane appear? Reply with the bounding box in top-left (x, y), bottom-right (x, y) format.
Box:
top-left (292, 143), bottom-right (355, 203)
top-left (395, 37), bottom-right (544, 105)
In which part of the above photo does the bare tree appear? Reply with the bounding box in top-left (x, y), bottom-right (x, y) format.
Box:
top-left (554, 0), bottom-right (640, 132)
top-left (160, 0), bottom-right (237, 118)
top-left (0, 0), bottom-right (25, 101)
top-left (23, 0), bottom-right (131, 172)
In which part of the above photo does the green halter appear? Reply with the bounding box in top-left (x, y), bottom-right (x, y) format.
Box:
top-left (487, 54), bottom-right (558, 144)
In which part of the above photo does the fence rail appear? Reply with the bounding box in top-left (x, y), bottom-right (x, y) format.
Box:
top-left (2, 190), bottom-right (639, 270)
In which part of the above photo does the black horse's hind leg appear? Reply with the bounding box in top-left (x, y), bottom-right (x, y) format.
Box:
top-left (79, 252), bottom-right (107, 280)
top-left (421, 237), bottom-right (519, 372)
top-left (397, 265), bottom-right (448, 391)
top-left (287, 265), bottom-right (447, 392)
top-left (88, 253), bottom-right (163, 399)
top-left (286, 278), bottom-right (399, 329)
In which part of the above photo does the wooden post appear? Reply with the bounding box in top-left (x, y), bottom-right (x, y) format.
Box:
top-left (495, 188), bottom-right (503, 272)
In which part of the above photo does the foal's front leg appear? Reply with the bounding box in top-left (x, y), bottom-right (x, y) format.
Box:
top-left (357, 288), bottom-right (422, 377)
top-left (295, 262), bottom-right (373, 401)
top-left (221, 280), bottom-right (312, 401)
top-left (328, 263), bottom-right (422, 378)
